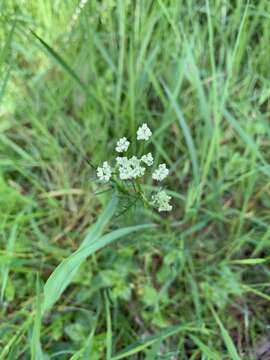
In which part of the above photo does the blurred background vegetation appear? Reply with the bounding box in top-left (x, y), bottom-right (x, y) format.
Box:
top-left (1, 0), bottom-right (270, 358)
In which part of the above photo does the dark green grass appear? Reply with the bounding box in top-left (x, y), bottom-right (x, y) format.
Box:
top-left (1, 0), bottom-right (270, 358)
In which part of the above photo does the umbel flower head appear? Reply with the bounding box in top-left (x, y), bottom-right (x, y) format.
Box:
top-left (137, 123), bottom-right (152, 141)
top-left (152, 191), bottom-right (172, 212)
top-left (115, 137), bottom-right (130, 153)
top-left (152, 164), bottom-right (169, 181)
top-left (96, 123), bottom-right (173, 212)
top-left (96, 161), bottom-right (112, 182)
top-left (117, 156), bottom-right (145, 180)
top-left (141, 153), bottom-right (153, 166)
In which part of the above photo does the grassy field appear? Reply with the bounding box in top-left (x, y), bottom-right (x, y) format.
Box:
top-left (1, 0), bottom-right (270, 358)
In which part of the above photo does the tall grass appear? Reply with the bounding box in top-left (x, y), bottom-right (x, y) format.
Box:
top-left (1, 0), bottom-right (270, 358)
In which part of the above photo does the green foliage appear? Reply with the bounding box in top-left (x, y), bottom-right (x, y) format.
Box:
top-left (1, 0), bottom-right (270, 358)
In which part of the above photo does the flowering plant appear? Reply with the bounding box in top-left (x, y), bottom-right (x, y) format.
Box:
top-left (96, 124), bottom-right (172, 212)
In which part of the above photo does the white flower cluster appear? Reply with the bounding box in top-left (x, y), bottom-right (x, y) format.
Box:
top-left (117, 156), bottom-right (145, 180)
top-left (152, 164), bottom-right (169, 181)
top-left (96, 161), bottom-right (112, 182)
top-left (137, 123), bottom-right (152, 141)
top-left (96, 123), bottom-right (172, 212)
top-left (116, 137), bottom-right (130, 153)
top-left (152, 191), bottom-right (172, 212)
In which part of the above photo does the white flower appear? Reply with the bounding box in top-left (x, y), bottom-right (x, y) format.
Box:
top-left (118, 156), bottom-right (145, 180)
top-left (137, 123), bottom-right (152, 141)
top-left (152, 190), bottom-right (172, 212)
top-left (152, 163), bottom-right (169, 181)
top-left (96, 161), bottom-right (112, 182)
top-left (141, 152), bottom-right (153, 166)
top-left (116, 156), bottom-right (128, 166)
top-left (116, 137), bottom-right (130, 153)
top-left (129, 156), bottom-right (145, 178)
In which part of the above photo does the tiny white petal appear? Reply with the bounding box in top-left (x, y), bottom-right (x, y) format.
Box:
top-left (141, 153), bottom-right (153, 166)
top-left (115, 137), bottom-right (130, 153)
top-left (137, 123), bottom-right (152, 141)
top-left (96, 161), bottom-right (112, 182)
top-left (152, 163), bottom-right (169, 181)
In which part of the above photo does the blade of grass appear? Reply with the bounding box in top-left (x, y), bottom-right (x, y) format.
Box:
top-left (242, 284), bottom-right (270, 302)
top-left (43, 196), bottom-right (118, 312)
top-left (223, 109), bottom-right (265, 164)
top-left (70, 307), bottom-right (101, 360)
top-left (0, 20), bottom-right (16, 67)
top-left (31, 275), bottom-right (43, 360)
top-left (0, 314), bottom-right (34, 360)
top-left (111, 325), bottom-right (209, 360)
top-left (115, 0), bottom-right (126, 132)
top-left (105, 291), bottom-right (112, 360)
top-left (30, 30), bottom-right (88, 93)
top-left (43, 220), bottom-right (154, 312)
top-left (229, 258), bottom-right (267, 265)
top-left (1, 222), bottom-right (18, 302)
top-left (0, 20), bottom-right (16, 104)
top-left (189, 335), bottom-right (221, 360)
top-left (220, 1), bottom-right (250, 110)
top-left (162, 81), bottom-right (200, 184)
top-left (81, 196), bottom-right (118, 248)
top-left (211, 307), bottom-right (241, 360)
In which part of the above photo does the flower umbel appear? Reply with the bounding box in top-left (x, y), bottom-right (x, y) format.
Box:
top-left (116, 156), bottom-right (128, 167)
top-left (152, 191), bottom-right (172, 212)
top-left (118, 156), bottom-right (145, 180)
top-left (152, 164), bottom-right (169, 181)
top-left (96, 161), bottom-right (112, 182)
top-left (137, 123), bottom-right (152, 141)
top-left (116, 137), bottom-right (130, 153)
top-left (141, 152), bottom-right (153, 166)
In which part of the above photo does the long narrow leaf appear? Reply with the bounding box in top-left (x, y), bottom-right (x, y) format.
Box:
top-left (211, 308), bottom-right (241, 360)
top-left (43, 220), bottom-right (153, 312)
top-left (43, 196), bottom-right (118, 312)
top-left (190, 335), bottom-right (221, 360)
top-left (30, 30), bottom-right (88, 93)
top-left (112, 325), bottom-right (207, 360)
top-left (162, 82), bottom-right (200, 183)
top-left (31, 275), bottom-right (43, 360)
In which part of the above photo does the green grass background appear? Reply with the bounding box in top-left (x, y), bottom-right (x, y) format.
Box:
top-left (1, 0), bottom-right (270, 358)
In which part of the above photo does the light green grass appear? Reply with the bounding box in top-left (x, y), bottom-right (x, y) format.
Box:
top-left (1, 0), bottom-right (270, 358)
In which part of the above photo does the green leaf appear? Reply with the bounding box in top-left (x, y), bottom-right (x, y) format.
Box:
top-left (242, 285), bottom-right (270, 302)
top-left (211, 308), bottom-right (241, 360)
top-left (1, 219), bottom-right (19, 302)
top-left (112, 326), bottom-right (208, 359)
top-left (190, 335), bottom-right (221, 360)
top-left (31, 275), bottom-right (44, 360)
top-left (30, 30), bottom-right (88, 93)
top-left (43, 196), bottom-right (118, 312)
top-left (43, 223), bottom-right (153, 312)
top-left (43, 197), bottom-right (153, 312)
top-left (229, 258), bottom-right (266, 265)
top-left (162, 82), bottom-right (200, 184)
top-left (0, 20), bottom-right (16, 105)
top-left (224, 110), bottom-right (266, 165)
top-left (105, 291), bottom-right (112, 360)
